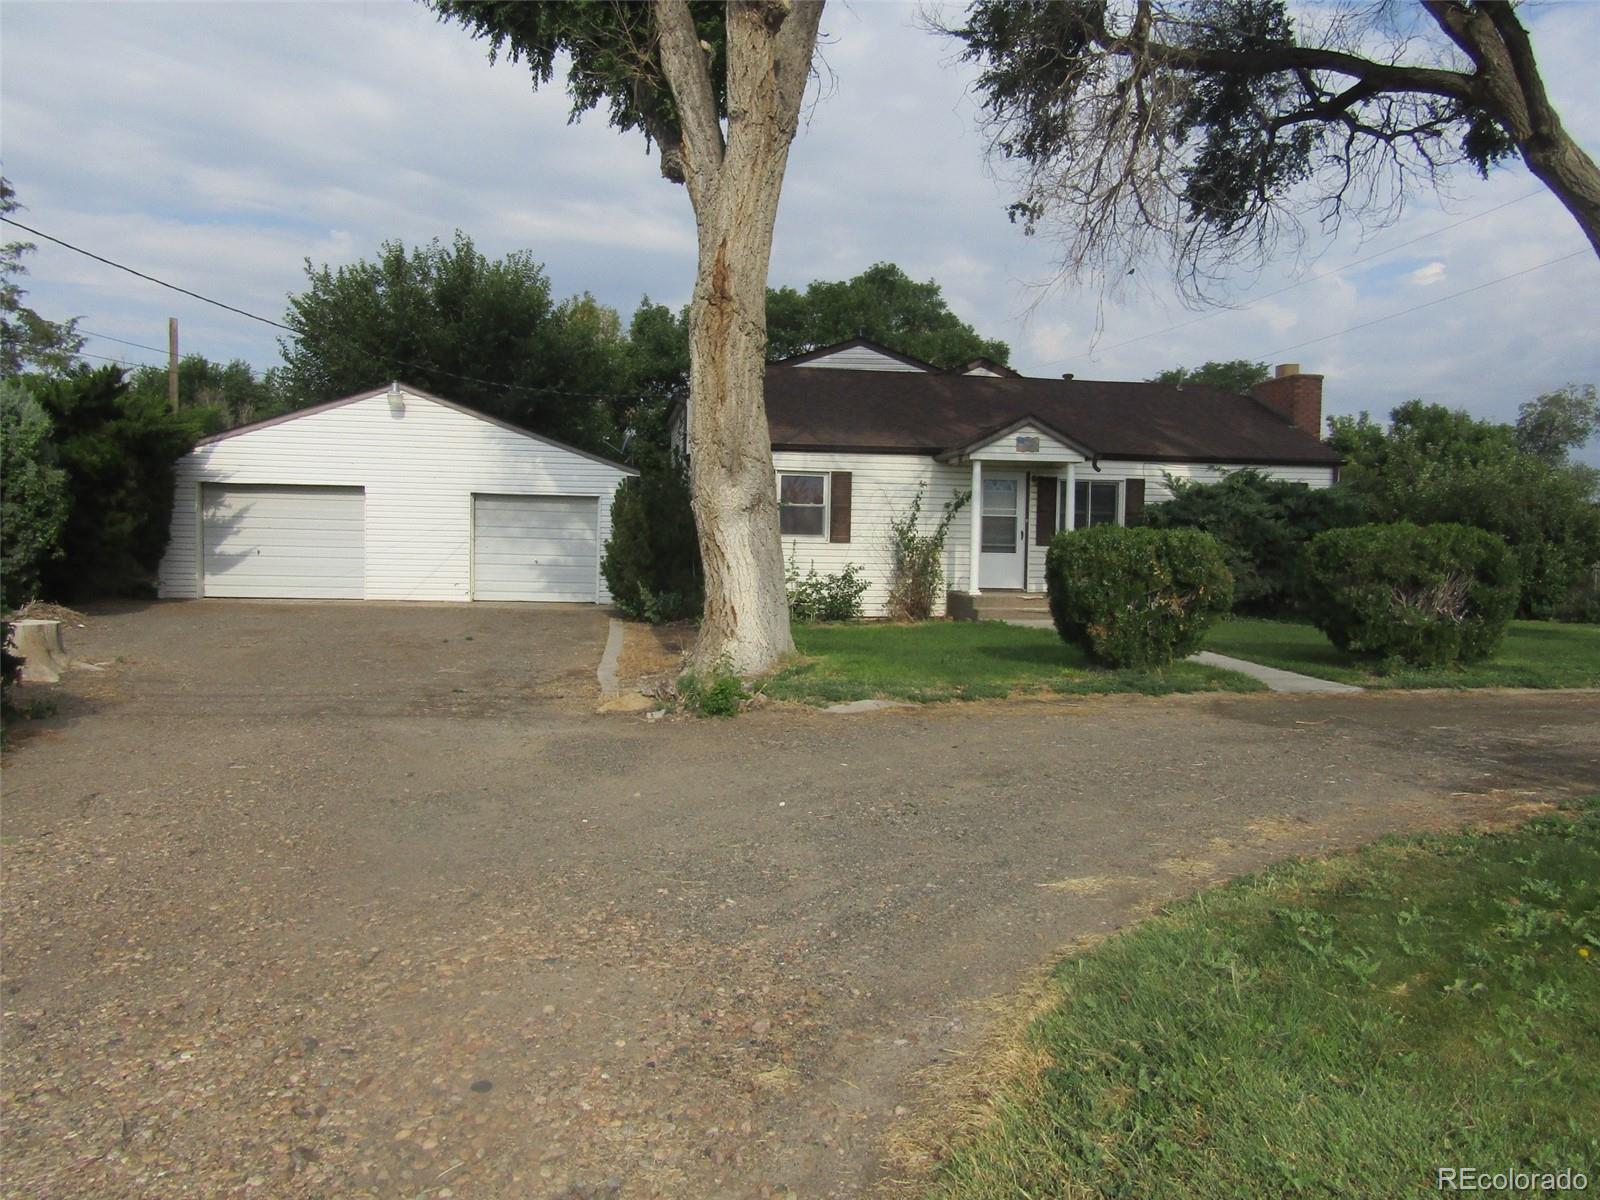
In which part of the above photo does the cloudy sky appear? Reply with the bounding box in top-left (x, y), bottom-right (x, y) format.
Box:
top-left (3, 1), bottom-right (1597, 459)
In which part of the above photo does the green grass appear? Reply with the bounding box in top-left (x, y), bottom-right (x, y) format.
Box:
top-left (1206, 617), bottom-right (1600, 689)
top-left (925, 799), bottom-right (1600, 1199)
top-left (764, 621), bottom-right (1263, 704)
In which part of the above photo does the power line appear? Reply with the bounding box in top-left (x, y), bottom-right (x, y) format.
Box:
top-left (80, 328), bottom-right (170, 356)
top-left (78, 349), bottom-right (165, 368)
top-left (2, 215), bottom-right (294, 332)
top-left (9, 215), bottom-right (642, 406)
top-left (1259, 248), bottom-right (1589, 358)
top-left (1073, 189), bottom-right (1545, 363)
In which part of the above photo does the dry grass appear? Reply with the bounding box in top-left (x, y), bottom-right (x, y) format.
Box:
top-left (877, 936), bottom-right (1108, 1198)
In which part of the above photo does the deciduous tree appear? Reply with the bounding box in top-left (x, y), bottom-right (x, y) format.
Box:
top-left (1, 179), bottom-right (84, 376)
top-left (434, 0), bottom-right (825, 674)
top-left (767, 261), bottom-right (1010, 366)
top-left (949, 0), bottom-right (1600, 296)
top-left (1149, 359), bottom-right (1268, 393)
top-left (125, 355), bottom-right (288, 429)
top-left (279, 231), bottom-right (628, 452)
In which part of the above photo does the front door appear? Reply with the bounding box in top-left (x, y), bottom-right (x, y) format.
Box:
top-left (978, 472), bottom-right (1025, 589)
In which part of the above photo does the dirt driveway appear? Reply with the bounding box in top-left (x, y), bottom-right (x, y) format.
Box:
top-left (3, 603), bottom-right (1597, 1199)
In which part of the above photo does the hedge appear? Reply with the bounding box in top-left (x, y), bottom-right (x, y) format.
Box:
top-left (1298, 522), bottom-right (1519, 667)
top-left (1045, 526), bottom-right (1233, 668)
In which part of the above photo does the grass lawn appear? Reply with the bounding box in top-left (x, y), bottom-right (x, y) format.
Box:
top-left (1206, 617), bottom-right (1600, 689)
top-left (921, 798), bottom-right (1600, 1199)
top-left (764, 621), bottom-right (1263, 704)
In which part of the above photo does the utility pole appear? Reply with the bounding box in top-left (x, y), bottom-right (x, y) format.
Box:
top-left (167, 318), bottom-right (179, 412)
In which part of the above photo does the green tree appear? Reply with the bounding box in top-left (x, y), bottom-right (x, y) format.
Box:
top-left (278, 232), bottom-right (623, 451)
top-left (950, 1), bottom-right (1600, 294)
top-left (1, 178), bottom-right (84, 375)
top-left (1516, 383), bottom-right (1599, 467)
top-left (433, 0), bottom-right (824, 675)
top-left (618, 297), bottom-right (692, 459)
top-left (0, 381), bottom-right (71, 609)
top-left (1145, 468), bottom-right (1369, 613)
top-left (1149, 360), bottom-right (1269, 394)
top-left (766, 262), bottom-right (1010, 366)
top-left (30, 367), bottom-right (217, 600)
top-left (125, 355), bottom-right (289, 429)
top-left (1329, 399), bottom-right (1600, 618)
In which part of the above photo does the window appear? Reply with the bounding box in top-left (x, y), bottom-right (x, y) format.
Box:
top-left (778, 472), bottom-right (827, 537)
top-left (1060, 479), bottom-right (1122, 529)
top-left (981, 476), bottom-right (1019, 553)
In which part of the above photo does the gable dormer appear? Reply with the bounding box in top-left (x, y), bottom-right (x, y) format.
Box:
top-left (951, 357), bottom-right (1022, 379)
top-left (775, 337), bottom-right (937, 373)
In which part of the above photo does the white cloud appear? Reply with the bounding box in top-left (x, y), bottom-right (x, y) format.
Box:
top-left (1408, 261), bottom-right (1448, 287)
top-left (1, 0), bottom-right (1595, 463)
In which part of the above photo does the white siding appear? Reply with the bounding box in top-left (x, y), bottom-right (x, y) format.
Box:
top-left (1021, 461), bottom-right (1338, 592)
top-left (794, 346), bottom-right (930, 372)
top-left (772, 451), bottom-right (971, 617)
top-left (970, 424), bottom-right (1085, 464)
top-left (775, 452), bottom-right (1336, 608)
top-left (964, 366), bottom-right (1003, 377)
top-left (158, 389), bottom-right (632, 603)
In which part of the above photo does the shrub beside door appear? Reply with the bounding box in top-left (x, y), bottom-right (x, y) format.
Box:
top-left (1045, 526), bottom-right (1234, 668)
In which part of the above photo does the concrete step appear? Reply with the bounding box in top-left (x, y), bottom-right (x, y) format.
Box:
top-left (947, 591), bottom-right (1051, 622)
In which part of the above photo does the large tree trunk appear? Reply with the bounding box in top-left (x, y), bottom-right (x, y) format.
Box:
top-left (682, 187), bottom-right (795, 675)
top-left (657, 0), bottom-right (822, 676)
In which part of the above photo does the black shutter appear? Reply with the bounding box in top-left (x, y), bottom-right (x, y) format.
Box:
top-left (1124, 478), bottom-right (1146, 526)
top-left (829, 471), bottom-right (852, 543)
top-left (1036, 476), bottom-right (1057, 545)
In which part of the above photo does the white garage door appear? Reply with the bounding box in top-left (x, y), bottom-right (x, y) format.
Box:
top-left (201, 484), bottom-right (365, 599)
top-left (472, 494), bottom-right (599, 602)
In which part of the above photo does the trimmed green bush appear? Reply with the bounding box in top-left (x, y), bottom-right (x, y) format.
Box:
top-left (600, 452), bottom-right (702, 623)
top-left (1298, 522), bottom-right (1519, 667)
top-left (1045, 526), bottom-right (1234, 668)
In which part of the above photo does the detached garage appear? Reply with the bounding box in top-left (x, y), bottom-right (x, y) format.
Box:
top-left (158, 383), bottom-right (637, 604)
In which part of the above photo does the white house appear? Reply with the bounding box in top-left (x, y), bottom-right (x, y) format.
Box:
top-left (157, 383), bottom-right (636, 604)
top-left (675, 339), bottom-right (1342, 618)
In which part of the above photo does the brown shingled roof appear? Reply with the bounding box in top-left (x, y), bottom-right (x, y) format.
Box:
top-left (764, 367), bottom-right (1343, 465)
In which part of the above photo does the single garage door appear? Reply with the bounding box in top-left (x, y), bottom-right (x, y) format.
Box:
top-left (472, 494), bottom-right (599, 602)
top-left (201, 484), bottom-right (365, 599)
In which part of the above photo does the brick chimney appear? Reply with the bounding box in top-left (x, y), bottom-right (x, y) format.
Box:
top-left (1251, 363), bottom-right (1324, 438)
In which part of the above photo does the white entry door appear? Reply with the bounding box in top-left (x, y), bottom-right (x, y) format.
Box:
top-left (472, 494), bottom-right (600, 602)
top-left (979, 473), bottom-right (1026, 589)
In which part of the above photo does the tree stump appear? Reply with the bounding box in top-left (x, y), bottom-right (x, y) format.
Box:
top-left (8, 619), bottom-right (69, 683)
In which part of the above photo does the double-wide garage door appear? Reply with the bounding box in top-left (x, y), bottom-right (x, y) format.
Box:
top-left (471, 494), bottom-right (599, 602)
top-left (201, 484), bottom-right (365, 599)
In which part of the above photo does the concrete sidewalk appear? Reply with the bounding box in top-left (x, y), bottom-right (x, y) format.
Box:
top-left (996, 615), bottom-right (1362, 694)
top-left (1190, 649), bottom-right (1363, 694)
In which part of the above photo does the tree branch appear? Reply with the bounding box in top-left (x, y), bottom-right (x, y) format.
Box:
top-left (1113, 34), bottom-right (1476, 105)
top-left (655, 0), bottom-right (727, 207)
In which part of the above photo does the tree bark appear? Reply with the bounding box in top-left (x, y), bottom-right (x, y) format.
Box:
top-left (656, 0), bottom-right (822, 676)
top-left (1424, 0), bottom-right (1600, 259)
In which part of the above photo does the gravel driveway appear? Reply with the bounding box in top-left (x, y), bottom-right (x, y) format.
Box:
top-left (3, 602), bottom-right (1596, 1199)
